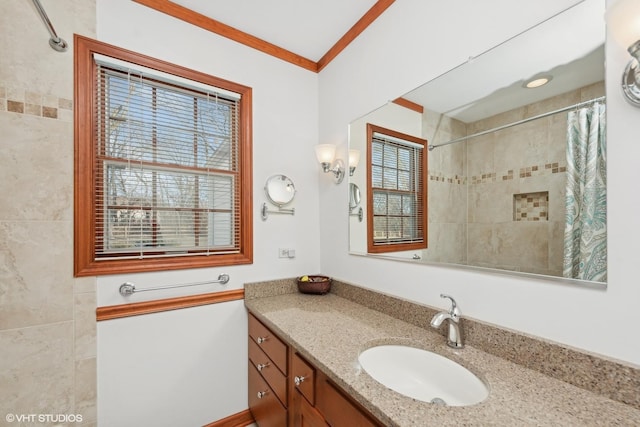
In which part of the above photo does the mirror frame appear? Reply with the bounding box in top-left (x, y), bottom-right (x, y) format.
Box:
top-left (264, 174), bottom-right (296, 207)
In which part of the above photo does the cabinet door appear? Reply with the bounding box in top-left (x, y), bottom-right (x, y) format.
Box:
top-left (248, 362), bottom-right (287, 427)
top-left (293, 389), bottom-right (327, 427)
top-left (316, 373), bottom-right (380, 427)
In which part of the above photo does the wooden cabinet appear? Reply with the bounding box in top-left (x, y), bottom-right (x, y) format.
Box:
top-left (248, 313), bottom-right (289, 426)
top-left (291, 351), bottom-right (382, 427)
top-left (249, 312), bottom-right (382, 427)
top-left (248, 361), bottom-right (287, 427)
top-left (315, 373), bottom-right (379, 427)
top-left (295, 390), bottom-right (327, 427)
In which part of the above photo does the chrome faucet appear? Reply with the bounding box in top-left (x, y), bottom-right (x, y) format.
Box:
top-left (430, 294), bottom-right (464, 349)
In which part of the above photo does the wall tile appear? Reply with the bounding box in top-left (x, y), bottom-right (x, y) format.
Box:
top-left (0, 113), bottom-right (73, 221)
top-left (0, 322), bottom-right (74, 418)
top-left (0, 221), bottom-right (74, 330)
top-left (1, 1), bottom-right (97, 425)
top-left (7, 100), bottom-right (23, 113)
top-left (74, 277), bottom-right (97, 295)
top-left (75, 292), bottom-right (97, 359)
top-left (75, 357), bottom-right (97, 424)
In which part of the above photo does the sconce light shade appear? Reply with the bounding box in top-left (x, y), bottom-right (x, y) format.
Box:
top-left (315, 144), bottom-right (344, 184)
top-left (607, 0), bottom-right (640, 106)
top-left (348, 149), bottom-right (360, 176)
top-left (608, 0), bottom-right (640, 47)
top-left (315, 144), bottom-right (336, 164)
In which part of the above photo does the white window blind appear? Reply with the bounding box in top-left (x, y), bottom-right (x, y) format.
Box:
top-left (370, 130), bottom-right (426, 247)
top-left (94, 62), bottom-right (242, 260)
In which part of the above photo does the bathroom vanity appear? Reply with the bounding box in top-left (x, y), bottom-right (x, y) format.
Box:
top-left (248, 312), bottom-right (382, 426)
top-left (245, 279), bottom-right (640, 426)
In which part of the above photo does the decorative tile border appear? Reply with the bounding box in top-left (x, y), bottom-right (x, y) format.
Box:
top-left (429, 161), bottom-right (567, 187)
top-left (0, 84), bottom-right (73, 122)
top-left (428, 172), bottom-right (466, 184)
top-left (471, 161), bottom-right (567, 185)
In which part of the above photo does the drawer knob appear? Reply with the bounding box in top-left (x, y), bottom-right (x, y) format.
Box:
top-left (294, 375), bottom-right (306, 386)
top-left (257, 390), bottom-right (268, 399)
top-left (257, 336), bottom-right (268, 344)
top-left (257, 362), bottom-right (270, 371)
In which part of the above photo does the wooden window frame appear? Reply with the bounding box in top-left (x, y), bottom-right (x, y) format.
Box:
top-left (74, 35), bottom-right (253, 276)
top-left (366, 123), bottom-right (428, 254)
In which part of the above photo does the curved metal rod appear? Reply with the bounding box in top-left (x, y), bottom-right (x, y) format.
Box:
top-left (31, 0), bottom-right (68, 52)
top-left (119, 274), bottom-right (230, 296)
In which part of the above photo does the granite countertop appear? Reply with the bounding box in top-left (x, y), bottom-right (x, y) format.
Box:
top-left (245, 292), bottom-right (640, 426)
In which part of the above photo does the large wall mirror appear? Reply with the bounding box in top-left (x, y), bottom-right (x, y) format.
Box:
top-left (349, 0), bottom-right (607, 288)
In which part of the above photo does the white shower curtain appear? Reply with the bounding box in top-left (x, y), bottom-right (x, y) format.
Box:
top-left (563, 102), bottom-right (607, 282)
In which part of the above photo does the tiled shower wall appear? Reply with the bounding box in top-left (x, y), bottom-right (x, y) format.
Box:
top-left (0, 1), bottom-right (97, 426)
top-left (423, 81), bottom-right (604, 276)
top-left (422, 110), bottom-right (468, 264)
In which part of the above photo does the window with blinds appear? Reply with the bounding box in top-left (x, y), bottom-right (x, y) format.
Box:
top-left (366, 123), bottom-right (428, 253)
top-left (74, 36), bottom-right (253, 276)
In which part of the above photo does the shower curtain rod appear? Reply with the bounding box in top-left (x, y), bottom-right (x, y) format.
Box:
top-left (427, 95), bottom-right (605, 151)
top-left (31, 0), bottom-right (68, 52)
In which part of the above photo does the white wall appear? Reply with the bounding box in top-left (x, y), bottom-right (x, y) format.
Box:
top-left (318, 0), bottom-right (640, 366)
top-left (98, 301), bottom-right (246, 427)
top-left (94, 0), bottom-right (639, 424)
top-left (96, 0), bottom-right (321, 424)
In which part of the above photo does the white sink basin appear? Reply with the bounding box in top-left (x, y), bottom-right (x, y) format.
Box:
top-left (358, 345), bottom-right (488, 406)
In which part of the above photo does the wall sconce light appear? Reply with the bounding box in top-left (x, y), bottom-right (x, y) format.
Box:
top-left (608, 0), bottom-right (640, 107)
top-left (315, 144), bottom-right (345, 184)
top-left (348, 149), bottom-right (360, 176)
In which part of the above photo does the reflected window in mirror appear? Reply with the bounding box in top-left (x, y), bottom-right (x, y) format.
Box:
top-left (366, 124), bottom-right (428, 253)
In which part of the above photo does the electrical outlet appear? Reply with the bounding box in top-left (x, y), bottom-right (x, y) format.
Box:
top-left (278, 248), bottom-right (296, 258)
top-left (278, 248), bottom-right (289, 258)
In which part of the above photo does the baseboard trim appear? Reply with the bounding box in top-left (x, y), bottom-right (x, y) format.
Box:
top-left (203, 409), bottom-right (254, 427)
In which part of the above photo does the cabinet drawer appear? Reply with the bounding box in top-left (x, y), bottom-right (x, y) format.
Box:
top-left (249, 313), bottom-right (288, 373)
top-left (292, 352), bottom-right (316, 405)
top-left (248, 362), bottom-right (288, 427)
top-left (316, 374), bottom-right (379, 427)
top-left (249, 337), bottom-right (287, 406)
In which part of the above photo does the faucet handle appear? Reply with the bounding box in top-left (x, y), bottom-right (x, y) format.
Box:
top-left (440, 294), bottom-right (460, 317)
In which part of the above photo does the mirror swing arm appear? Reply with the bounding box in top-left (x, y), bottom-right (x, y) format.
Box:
top-left (349, 182), bottom-right (363, 222)
top-left (350, 206), bottom-right (363, 222)
top-left (261, 203), bottom-right (295, 221)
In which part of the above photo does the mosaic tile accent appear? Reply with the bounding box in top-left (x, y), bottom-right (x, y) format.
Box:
top-left (431, 161), bottom-right (566, 187)
top-left (428, 172), bottom-right (466, 184)
top-left (0, 83), bottom-right (72, 122)
top-left (514, 191), bottom-right (549, 221)
top-left (471, 162), bottom-right (566, 185)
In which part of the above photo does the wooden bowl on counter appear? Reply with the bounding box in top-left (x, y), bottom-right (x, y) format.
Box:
top-left (297, 275), bottom-right (332, 295)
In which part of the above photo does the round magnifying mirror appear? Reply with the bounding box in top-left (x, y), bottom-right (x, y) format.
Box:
top-left (349, 183), bottom-right (361, 210)
top-left (265, 174), bottom-right (296, 207)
